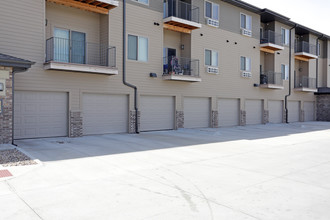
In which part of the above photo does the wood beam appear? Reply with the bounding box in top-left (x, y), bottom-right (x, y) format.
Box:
top-left (260, 47), bottom-right (275, 54)
top-left (163, 24), bottom-right (191, 34)
top-left (294, 55), bottom-right (310, 62)
top-left (47, 0), bottom-right (109, 14)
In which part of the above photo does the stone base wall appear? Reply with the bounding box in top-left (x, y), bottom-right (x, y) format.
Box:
top-left (263, 110), bottom-right (269, 124)
top-left (316, 95), bottom-right (330, 121)
top-left (0, 67), bottom-right (13, 144)
top-left (69, 111), bottom-right (83, 137)
top-left (176, 111), bottom-right (184, 129)
top-left (211, 110), bottom-right (218, 128)
top-left (240, 110), bottom-right (246, 126)
top-left (300, 110), bottom-right (305, 122)
top-left (129, 110), bottom-right (140, 133)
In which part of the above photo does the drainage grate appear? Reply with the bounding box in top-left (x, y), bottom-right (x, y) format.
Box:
top-left (0, 169), bottom-right (13, 178)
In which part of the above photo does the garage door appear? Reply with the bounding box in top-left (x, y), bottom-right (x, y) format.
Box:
top-left (184, 97), bottom-right (210, 128)
top-left (83, 93), bottom-right (128, 135)
top-left (140, 96), bottom-right (174, 131)
top-left (14, 91), bottom-right (68, 139)
top-left (304, 102), bottom-right (315, 121)
top-left (246, 100), bottom-right (262, 125)
top-left (268, 100), bottom-right (283, 124)
top-left (288, 101), bottom-right (300, 122)
top-left (218, 98), bottom-right (240, 127)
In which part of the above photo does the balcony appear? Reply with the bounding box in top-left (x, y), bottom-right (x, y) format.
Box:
top-left (260, 30), bottom-right (284, 53)
top-left (294, 75), bottom-right (317, 92)
top-left (47, 0), bottom-right (119, 14)
top-left (260, 71), bottom-right (284, 89)
top-left (295, 41), bottom-right (318, 61)
top-left (162, 56), bottom-right (201, 82)
top-left (44, 37), bottom-right (118, 75)
top-left (163, 0), bottom-right (201, 34)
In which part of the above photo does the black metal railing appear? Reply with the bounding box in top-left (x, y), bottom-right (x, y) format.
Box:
top-left (163, 0), bottom-right (200, 23)
top-left (260, 30), bottom-right (283, 46)
top-left (294, 75), bottom-right (316, 89)
top-left (163, 56), bottom-right (199, 77)
top-left (260, 71), bottom-right (283, 86)
top-left (46, 37), bottom-right (116, 67)
top-left (295, 41), bottom-right (317, 56)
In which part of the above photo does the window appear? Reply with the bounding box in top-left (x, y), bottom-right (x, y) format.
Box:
top-left (205, 1), bottom-right (219, 20)
top-left (281, 64), bottom-right (289, 80)
top-left (240, 56), bottom-right (251, 72)
top-left (240, 13), bottom-right (252, 30)
top-left (205, 49), bottom-right (218, 67)
top-left (133, 0), bottom-right (148, 4)
top-left (281, 28), bottom-right (289, 45)
top-left (53, 28), bottom-right (86, 64)
top-left (128, 35), bottom-right (148, 62)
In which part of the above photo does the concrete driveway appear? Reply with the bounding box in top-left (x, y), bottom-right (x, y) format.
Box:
top-left (1, 122), bottom-right (330, 220)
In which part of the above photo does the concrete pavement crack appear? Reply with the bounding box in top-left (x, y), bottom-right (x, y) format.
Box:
top-left (5, 181), bottom-right (44, 220)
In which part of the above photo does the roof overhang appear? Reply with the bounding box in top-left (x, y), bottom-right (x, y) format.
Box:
top-left (47, 0), bottom-right (119, 14)
top-left (0, 53), bottom-right (35, 73)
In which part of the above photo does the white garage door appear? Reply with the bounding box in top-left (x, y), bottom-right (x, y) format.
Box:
top-left (83, 93), bottom-right (128, 135)
top-left (218, 99), bottom-right (240, 127)
top-left (268, 100), bottom-right (283, 124)
top-left (246, 100), bottom-right (263, 125)
top-left (288, 101), bottom-right (300, 122)
top-left (304, 102), bottom-right (315, 121)
top-left (184, 97), bottom-right (210, 128)
top-left (14, 91), bottom-right (68, 139)
top-left (140, 96), bottom-right (174, 131)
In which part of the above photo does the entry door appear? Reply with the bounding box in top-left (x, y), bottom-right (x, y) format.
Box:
top-left (71, 31), bottom-right (86, 64)
top-left (54, 28), bottom-right (70, 63)
top-left (164, 48), bottom-right (176, 74)
top-left (53, 28), bottom-right (86, 64)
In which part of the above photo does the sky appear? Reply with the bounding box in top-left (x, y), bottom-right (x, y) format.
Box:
top-left (244, 0), bottom-right (330, 36)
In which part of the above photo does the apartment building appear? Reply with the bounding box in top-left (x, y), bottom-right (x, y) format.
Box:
top-left (0, 0), bottom-right (329, 143)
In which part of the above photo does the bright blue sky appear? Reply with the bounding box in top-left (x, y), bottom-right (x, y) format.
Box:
top-left (245, 0), bottom-right (330, 36)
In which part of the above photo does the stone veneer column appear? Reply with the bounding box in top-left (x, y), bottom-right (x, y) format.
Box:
top-left (300, 109), bottom-right (305, 122)
top-left (240, 110), bottom-right (246, 126)
top-left (129, 110), bottom-right (140, 133)
top-left (0, 66), bottom-right (13, 144)
top-left (211, 110), bottom-right (218, 128)
top-left (263, 110), bottom-right (269, 124)
top-left (69, 110), bottom-right (83, 137)
top-left (176, 111), bottom-right (184, 129)
top-left (316, 95), bottom-right (330, 121)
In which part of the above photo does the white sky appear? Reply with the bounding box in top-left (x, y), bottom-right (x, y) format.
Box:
top-left (244, 0), bottom-right (330, 36)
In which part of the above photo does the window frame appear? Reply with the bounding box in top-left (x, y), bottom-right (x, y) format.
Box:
top-left (132, 0), bottom-right (149, 5)
top-left (128, 34), bottom-right (149, 62)
top-left (281, 27), bottom-right (290, 45)
top-left (240, 56), bottom-right (251, 72)
top-left (204, 1), bottom-right (219, 20)
top-left (281, 64), bottom-right (289, 80)
top-left (240, 13), bottom-right (252, 31)
top-left (204, 49), bottom-right (219, 67)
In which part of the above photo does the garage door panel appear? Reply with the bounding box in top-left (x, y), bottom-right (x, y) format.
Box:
top-left (268, 100), bottom-right (283, 124)
top-left (218, 99), bottom-right (240, 127)
top-left (288, 101), bottom-right (300, 122)
top-left (14, 91), bottom-right (68, 139)
top-left (83, 94), bottom-right (128, 135)
top-left (246, 100), bottom-right (262, 125)
top-left (184, 97), bottom-right (210, 128)
top-left (140, 96), bottom-right (174, 131)
top-left (304, 102), bottom-right (314, 121)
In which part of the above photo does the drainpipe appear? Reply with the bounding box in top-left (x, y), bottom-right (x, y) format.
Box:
top-left (285, 24), bottom-right (297, 123)
top-left (122, 0), bottom-right (139, 133)
top-left (12, 71), bottom-right (17, 146)
top-left (316, 35), bottom-right (324, 89)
